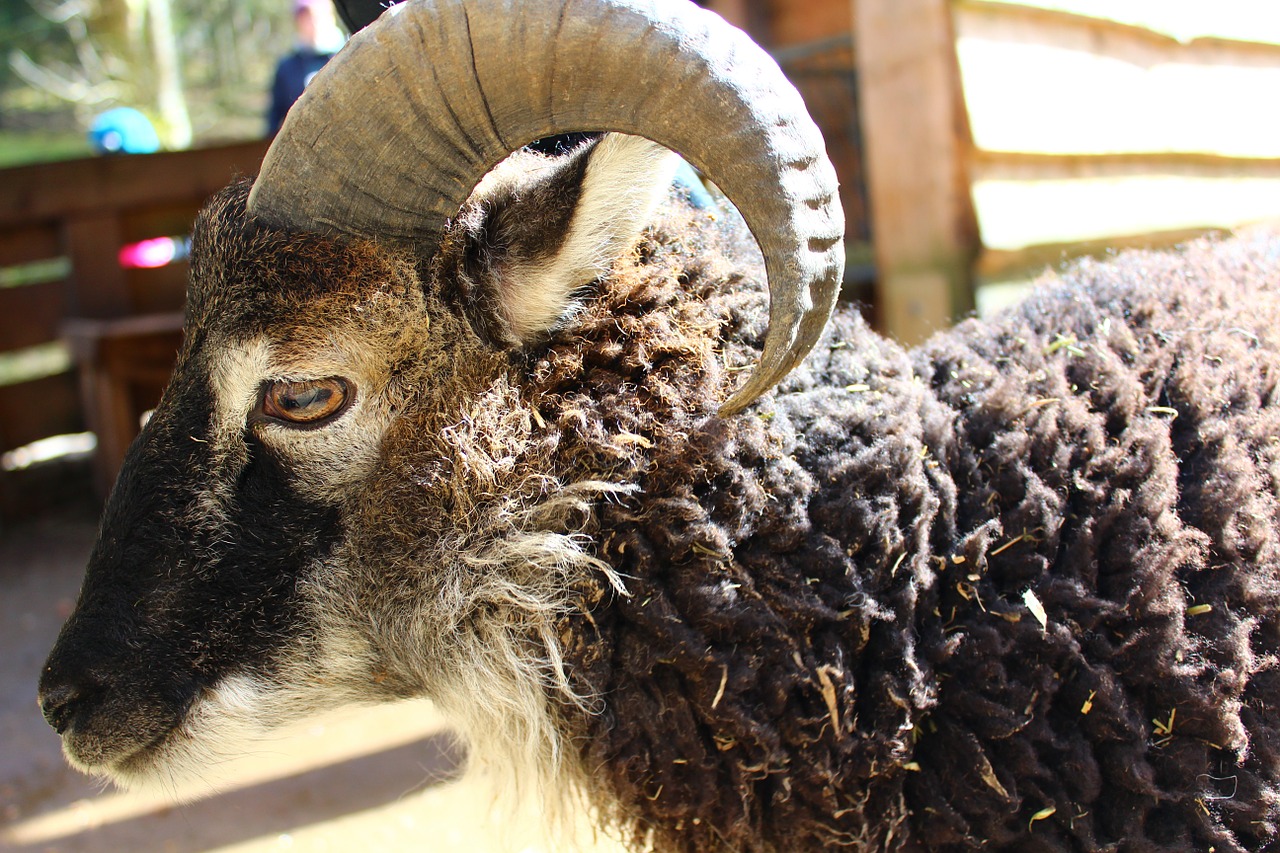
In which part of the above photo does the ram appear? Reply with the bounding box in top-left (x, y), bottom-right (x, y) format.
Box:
top-left (37, 0), bottom-right (1280, 850)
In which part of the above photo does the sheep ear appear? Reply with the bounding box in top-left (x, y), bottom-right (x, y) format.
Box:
top-left (446, 133), bottom-right (680, 346)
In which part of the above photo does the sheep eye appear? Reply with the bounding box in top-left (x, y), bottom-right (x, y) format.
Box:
top-left (260, 377), bottom-right (351, 425)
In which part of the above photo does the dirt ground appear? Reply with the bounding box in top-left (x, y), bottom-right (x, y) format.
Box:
top-left (0, 503), bottom-right (626, 853)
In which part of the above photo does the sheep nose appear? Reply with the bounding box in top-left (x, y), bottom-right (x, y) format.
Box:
top-left (39, 679), bottom-right (84, 735)
top-left (38, 658), bottom-right (102, 736)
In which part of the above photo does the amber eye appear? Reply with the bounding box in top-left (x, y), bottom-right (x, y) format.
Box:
top-left (260, 377), bottom-right (352, 425)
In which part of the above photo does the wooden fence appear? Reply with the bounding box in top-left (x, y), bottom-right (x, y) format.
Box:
top-left (956, 0), bottom-right (1280, 281)
top-left (852, 0), bottom-right (1280, 339)
top-left (0, 140), bottom-right (269, 516)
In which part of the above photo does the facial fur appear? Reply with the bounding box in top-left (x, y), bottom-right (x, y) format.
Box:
top-left (40, 137), bottom-right (680, 803)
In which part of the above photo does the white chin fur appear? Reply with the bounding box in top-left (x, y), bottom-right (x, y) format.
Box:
top-left (98, 673), bottom-right (289, 797)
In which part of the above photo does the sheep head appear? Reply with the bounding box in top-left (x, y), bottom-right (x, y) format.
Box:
top-left (37, 0), bottom-right (844, 794)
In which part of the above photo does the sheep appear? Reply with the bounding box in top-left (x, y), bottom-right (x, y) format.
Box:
top-left (36, 0), bottom-right (1280, 851)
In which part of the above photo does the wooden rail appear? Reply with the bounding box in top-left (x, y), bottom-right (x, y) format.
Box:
top-left (0, 140), bottom-right (269, 508)
top-left (850, 0), bottom-right (1280, 337)
top-left (955, 0), bottom-right (1280, 285)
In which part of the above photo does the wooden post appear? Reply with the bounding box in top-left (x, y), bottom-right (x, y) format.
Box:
top-left (852, 0), bottom-right (978, 344)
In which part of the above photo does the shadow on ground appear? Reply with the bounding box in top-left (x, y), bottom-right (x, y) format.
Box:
top-left (4, 734), bottom-right (461, 853)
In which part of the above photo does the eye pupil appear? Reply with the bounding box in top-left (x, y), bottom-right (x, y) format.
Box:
top-left (262, 377), bottom-right (351, 425)
top-left (282, 386), bottom-right (329, 411)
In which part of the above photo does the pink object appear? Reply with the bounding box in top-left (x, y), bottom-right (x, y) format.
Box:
top-left (118, 237), bottom-right (177, 269)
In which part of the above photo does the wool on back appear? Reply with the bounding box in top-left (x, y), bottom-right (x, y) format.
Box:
top-left (530, 207), bottom-right (1280, 852)
top-left (909, 233), bottom-right (1280, 851)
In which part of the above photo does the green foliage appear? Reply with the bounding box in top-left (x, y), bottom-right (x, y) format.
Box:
top-left (1, 0), bottom-right (300, 164)
top-left (0, 3), bottom-right (71, 102)
top-left (0, 130), bottom-right (89, 167)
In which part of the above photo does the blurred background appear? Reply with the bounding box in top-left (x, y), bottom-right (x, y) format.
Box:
top-left (2, 0), bottom-right (1280, 850)
top-left (1, 0), bottom-right (305, 162)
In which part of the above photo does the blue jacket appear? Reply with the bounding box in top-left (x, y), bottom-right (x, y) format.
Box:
top-left (267, 48), bottom-right (334, 136)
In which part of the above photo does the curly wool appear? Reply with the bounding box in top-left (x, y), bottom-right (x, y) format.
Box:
top-left (909, 240), bottom-right (1280, 852)
top-left (520, 211), bottom-right (1280, 852)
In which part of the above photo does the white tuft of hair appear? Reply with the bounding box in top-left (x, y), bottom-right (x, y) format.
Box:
top-left (507, 133), bottom-right (681, 341)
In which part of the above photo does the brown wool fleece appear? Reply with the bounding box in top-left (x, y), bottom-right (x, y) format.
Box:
top-left (523, 211), bottom-right (1280, 852)
top-left (201, 179), bottom-right (1278, 851)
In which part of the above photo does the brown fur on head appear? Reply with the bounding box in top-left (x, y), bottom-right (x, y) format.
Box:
top-left (36, 134), bottom-right (700, 805)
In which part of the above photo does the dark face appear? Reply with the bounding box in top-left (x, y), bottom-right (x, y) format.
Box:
top-left (38, 366), bottom-right (342, 781)
top-left (36, 135), bottom-right (689, 795)
top-left (36, 185), bottom-right (457, 788)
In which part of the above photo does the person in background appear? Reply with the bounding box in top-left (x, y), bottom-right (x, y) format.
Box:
top-left (266, 0), bottom-right (345, 136)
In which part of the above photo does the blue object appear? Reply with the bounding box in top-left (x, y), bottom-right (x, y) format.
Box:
top-left (673, 160), bottom-right (716, 210)
top-left (89, 108), bottom-right (161, 154)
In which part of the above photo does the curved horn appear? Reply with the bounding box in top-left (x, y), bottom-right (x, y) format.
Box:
top-left (247, 0), bottom-right (844, 414)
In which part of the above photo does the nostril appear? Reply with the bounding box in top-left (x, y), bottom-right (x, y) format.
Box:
top-left (39, 680), bottom-right (84, 735)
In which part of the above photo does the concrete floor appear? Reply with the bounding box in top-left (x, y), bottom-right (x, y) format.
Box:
top-left (0, 504), bottom-right (625, 853)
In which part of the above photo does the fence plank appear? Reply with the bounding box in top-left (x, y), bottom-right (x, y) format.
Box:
top-left (967, 0), bottom-right (1280, 47)
top-left (0, 141), bottom-right (268, 228)
top-left (956, 2), bottom-right (1280, 159)
top-left (0, 280), bottom-right (66, 354)
top-left (0, 371), bottom-right (83, 455)
top-left (973, 171), bottom-right (1280, 252)
top-left (0, 224), bottom-right (60, 269)
top-left (854, 0), bottom-right (979, 343)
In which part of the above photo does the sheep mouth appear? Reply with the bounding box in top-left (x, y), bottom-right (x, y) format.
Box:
top-left (106, 739), bottom-right (171, 788)
top-left (49, 684), bottom-right (200, 790)
top-left (60, 714), bottom-right (183, 784)
top-left (67, 671), bottom-right (308, 794)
